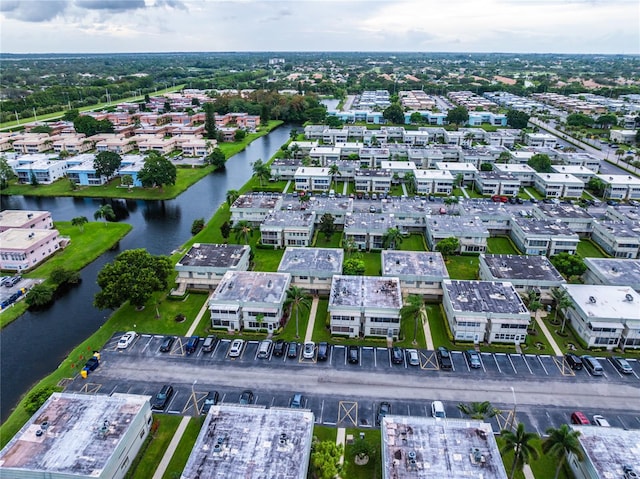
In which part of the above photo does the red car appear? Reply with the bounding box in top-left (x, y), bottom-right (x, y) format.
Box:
top-left (491, 195), bottom-right (508, 203)
top-left (571, 411), bottom-right (590, 425)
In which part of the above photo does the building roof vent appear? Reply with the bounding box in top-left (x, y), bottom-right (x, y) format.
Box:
top-left (625, 293), bottom-right (634, 302)
top-left (623, 466), bottom-right (638, 479)
top-left (589, 296), bottom-right (597, 304)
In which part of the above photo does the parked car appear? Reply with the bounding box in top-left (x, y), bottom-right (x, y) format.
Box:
top-left (571, 411), bottom-right (590, 425)
top-left (431, 400), bottom-right (446, 418)
top-left (151, 385), bottom-right (174, 410)
top-left (159, 336), bottom-right (175, 353)
top-left (289, 393), bottom-right (304, 409)
top-left (202, 391), bottom-right (219, 414)
top-left (581, 355), bottom-right (604, 376)
top-left (228, 339), bottom-right (245, 358)
top-left (273, 340), bottom-right (287, 357)
top-left (465, 350), bottom-right (482, 369)
top-left (376, 401), bottom-right (391, 426)
top-left (185, 335), bottom-right (200, 355)
top-left (287, 342), bottom-right (299, 359)
top-left (565, 353), bottom-right (583, 370)
top-left (83, 354), bottom-right (100, 372)
top-left (347, 345), bottom-right (359, 364)
top-left (303, 341), bottom-right (315, 359)
top-left (117, 331), bottom-right (138, 349)
top-left (436, 346), bottom-right (452, 370)
top-left (2, 275), bottom-right (21, 288)
top-left (317, 342), bottom-right (329, 361)
top-left (611, 356), bottom-right (633, 374)
top-left (406, 348), bottom-right (420, 366)
top-left (592, 414), bottom-right (611, 427)
top-left (202, 335), bottom-right (217, 353)
top-left (239, 390), bottom-right (254, 405)
top-left (491, 195), bottom-right (508, 203)
top-left (257, 339), bottom-right (272, 359)
top-left (391, 346), bottom-right (404, 365)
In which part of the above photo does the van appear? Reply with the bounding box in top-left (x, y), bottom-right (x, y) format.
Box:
top-left (202, 335), bottom-right (217, 353)
top-left (581, 355), bottom-right (603, 376)
top-left (257, 339), bottom-right (272, 359)
top-left (565, 353), bottom-right (583, 370)
top-left (329, 189), bottom-right (335, 198)
top-left (185, 336), bottom-right (200, 355)
top-left (431, 400), bottom-right (446, 418)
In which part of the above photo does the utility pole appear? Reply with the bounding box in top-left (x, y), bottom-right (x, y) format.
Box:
top-left (510, 386), bottom-right (517, 430)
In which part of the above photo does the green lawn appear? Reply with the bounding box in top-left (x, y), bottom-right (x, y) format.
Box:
top-left (252, 248), bottom-right (285, 272)
top-left (162, 417), bottom-right (204, 479)
top-left (1, 221), bottom-right (132, 329)
top-left (313, 425), bottom-right (338, 443)
top-left (524, 187), bottom-right (544, 200)
top-left (343, 428), bottom-right (382, 479)
top-left (497, 436), bottom-right (573, 479)
top-left (313, 231), bottom-right (343, 248)
top-left (576, 239), bottom-right (609, 258)
top-left (444, 255), bottom-right (479, 280)
top-left (398, 233), bottom-right (427, 251)
top-left (361, 252), bottom-right (382, 276)
top-left (312, 298), bottom-right (332, 342)
top-left (487, 236), bottom-right (521, 255)
top-left (125, 415), bottom-right (183, 479)
top-left (424, 304), bottom-right (451, 348)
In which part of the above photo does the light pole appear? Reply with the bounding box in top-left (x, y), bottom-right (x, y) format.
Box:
top-left (191, 380), bottom-right (199, 414)
top-left (510, 386), bottom-right (517, 430)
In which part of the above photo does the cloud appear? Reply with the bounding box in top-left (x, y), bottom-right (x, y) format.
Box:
top-left (0, 0), bottom-right (69, 22)
top-left (76, 0), bottom-right (145, 11)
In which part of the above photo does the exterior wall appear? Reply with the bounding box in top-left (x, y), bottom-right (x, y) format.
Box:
top-left (0, 229), bottom-right (63, 271)
top-left (565, 306), bottom-right (624, 349)
top-left (591, 223), bottom-right (640, 259)
top-left (329, 310), bottom-right (361, 337)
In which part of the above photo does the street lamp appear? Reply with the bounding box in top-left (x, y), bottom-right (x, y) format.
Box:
top-left (510, 386), bottom-right (517, 430)
top-left (192, 380), bottom-right (199, 414)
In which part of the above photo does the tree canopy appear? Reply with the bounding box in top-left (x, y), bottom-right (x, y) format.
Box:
top-left (94, 249), bottom-right (173, 310)
top-left (343, 257), bottom-right (365, 275)
top-left (0, 156), bottom-right (16, 189)
top-left (93, 151), bottom-right (122, 179)
top-left (527, 153), bottom-right (553, 173)
top-left (383, 103), bottom-right (405, 124)
top-left (551, 252), bottom-right (586, 278)
top-left (203, 102), bottom-right (217, 139)
top-left (446, 106), bottom-right (469, 126)
top-left (73, 115), bottom-right (114, 136)
top-left (566, 113), bottom-right (594, 128)
top-left (318, 213), bottom-right (336, 241)
top-left (435, 236), bottom-right (459, 257)
top-left (506, 109), bottom-right (530, 129)
top-left (205, 147), bottom-right (226, 169)
top-left (138, 153), bottom-right (177, 188)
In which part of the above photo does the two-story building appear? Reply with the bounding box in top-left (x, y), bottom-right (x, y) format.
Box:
top-left (0, 228), bottom-right (65, 271)
top-left (426, 216), bottom-right (489, 254)
top-left (230, 193), bottom-right (283, 226)
top-left (590, 220), bottom-right (640, 259)
top-left (533, 172), bottom-right (584, 198)
top-left (582, 258), bottom-right (640, 292)
top-left (474, 172), bottom-right (520, 196)
top-left (596, 174), bottom-right (640, 201)
top-left (381, 251), bottom-right (449, 300)
top-left (294, 167), bottom-right (331, 192)
top-left (0, 210), bottom-right (53, 233)
top-left (260, 210), bottom-right (316, 248)
top-left (413, 169), bottom-right (454, 195)
top-left (354, 169), bottom-right (392, 193)
top-left (277, 247), bottom-right (344, 294)
top-left (510, 217), bottom-right (579, 256)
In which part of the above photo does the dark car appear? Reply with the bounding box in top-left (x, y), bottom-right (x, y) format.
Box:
top-left (3, 275), bottom-right (21, 288)
top-left (611, 356), bottom-right (633, 374)
top-left (273, 340), bottom-right (287, 357)
top-left (159, 336), bottom-right (175, 353)
top-left (185, 335), bottom-right (200, 355)
top-left (239, 390), bottom-right (254, 405)
top-left (348, 345), bottom-right (359, 364)
top-left (287, 342), bottom-right (299, 359)
top-left (83, 356), bottom-right (100, 372)
top-left (376, 401), bottom-right (391, 426)
top-left (436, 346), bottom-right (452, 370)
top-left (317, 342), bottom-right (329, 361)
top-left (465, 350), bottom-right (482, 369)
top-left (289, 393), bottom-right (304, 409)
top-left (202, 391), bottom-right (219, 414)
top-left (202, 335), bottom-right (217, 353)
top-left (565, 353), bottom-right (583, 370)
top-left (151, 385), bottom-right (174, 410)
top-left (391, 346), bottom-right (404, 365)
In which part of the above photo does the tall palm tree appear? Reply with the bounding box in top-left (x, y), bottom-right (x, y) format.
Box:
top-left (252, 159), bottom-right (271, 186)
top-left (232, 220), bottom-right (253, 245)
top-left (226, 189), bottom-right (240, 206)
top-left (93, 204), bottom-right (115, 223)
top-left (71, 216), bottom-right (88, 232)
top-left (401, 294), bottom-right (423, 344)
top-left (344, 237), bottom-right (357, 258)
top-left (525, 289), bottom-right (542, 334)
top-left (542, 424), bottom-right (583, 479)
top-left (457, 401), bottom-right (501, 421)
top-left (382, 227), bottom-right (403, 250)
top-left (551, 287), bottom-right (573, 333)
top-left (328, 163), bottom-right (341, 188)
top-left (500, 423), bottom-right (540, 479)
top-left (285, 286), bottom-right (310, 339)
top-left (404, 172), bottom-right (416, 194)
top-left (289, 143), bottom-right (301, 159)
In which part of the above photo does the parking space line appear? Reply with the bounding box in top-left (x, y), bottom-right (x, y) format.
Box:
top-left (507, 354), bottom-right (518, 374)
top-left (318, 400), bottom-right (324, 424)
top-left (537, 355), bottom-right (549, 376)
top-left (420, 351), bottom-right (439, 370)
top-left (492, 354), bottom-right (502, 374)
top-left (141, 336), bottom-right (153, 354)
top-left (170, 338), bottom-right (185, 356)
top-left (606, 358), bottom-right (624, 379)
top-left (522, 355), bottom-right (534, 375)
top-left (337, 401), bottom-right (358, 427)
top-left (80, 382), bottom-right (102, 393)
top-left (551, 356), bottom-right (575, 376)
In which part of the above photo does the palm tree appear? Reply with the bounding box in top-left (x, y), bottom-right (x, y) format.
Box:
top-left (551, 287), bottom-right (572, 333)
top-left (344, 237), bottom-right (357, 258)
top-left (500, 423), bottom-right (540, 479)
top-left (226, 189), bottom-right (240, 206)
top-left (93, 204), bottom-right (115, 223)
top-left (498, 151), bottom-right (512, 164)
top-left (401, 294), bottom-right (423, 344)
top-left (289, 143), bottom-right (301, 159)
top-left (71, 216), bottom-right (88, 232)
top-left (232, 220), bottom-right (253, 245)
top-left (457, 401), bottom-right (501, 421)
top-left (328, 163), bottom-right (341, 188)
top-left (464, 131), bottom-right (475, 146)
top-left (252, 159), bottom-right (271, 186)
top-left (542, 424), bottom-right (583, 479)
top-left (285, 286), bottom-right (310, 339)
top-left (525, 289), bottom-right (542, 334)
top-left (404, 171), bottom-right (416, 195)
top-left (382, 227), bottom-right (403, 250)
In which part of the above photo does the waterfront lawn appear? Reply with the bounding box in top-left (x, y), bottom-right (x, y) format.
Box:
top-left (161, 417), bottom-right (204, 479)
top-left (444, 255), bottom-right (479, 280)
top-left (125, 415), bottom-right (183, 479)
top-left (1, 221), bottom-right (132, 329)
top-left (577, 239), bottom-right (609, 258)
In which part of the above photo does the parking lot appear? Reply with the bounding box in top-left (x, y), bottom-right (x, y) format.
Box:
top-left (62, 332), bottom-right (640, 436)
top-left (0, 277), bottom-right (39, 310)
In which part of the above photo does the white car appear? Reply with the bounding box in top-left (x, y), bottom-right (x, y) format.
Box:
top-left (303, 341), bottom-right (315, 359)
top-left (406, 349), bottom-right (420, 366)
top-left (228, 339), bottom-right (245, 358)
top-left (431, 400), bottom-right (446, 419)
top-left (592, 414), bottom-right (611, 427)
top-left (117, 331), bottom-right (138, 349)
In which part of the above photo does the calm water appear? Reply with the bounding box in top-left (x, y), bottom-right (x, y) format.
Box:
top-left (0, 125), bottom-right (295, 422)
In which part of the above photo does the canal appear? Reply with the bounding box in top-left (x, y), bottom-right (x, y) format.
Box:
top-left (0, 124), bottom-right (296, 422)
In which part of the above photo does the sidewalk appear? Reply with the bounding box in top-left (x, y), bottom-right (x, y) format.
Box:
top-left (523, 464), bottom-right (536, 479)
top-left (185, 299), bottom-right (210, 337)
top-left (336, 427), bottom-right (346, 466)
top-left (152, 416), bottom-right (190, 479)
top-left (534, 312), bottom-right (563, 356)
top-left (421, 307), bottom-right (434, 350)
top-left (304, 296), bottom-right (320, 343)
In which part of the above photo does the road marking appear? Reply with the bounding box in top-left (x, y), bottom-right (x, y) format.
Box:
top-left (337, 401), bottom-right (358, 427)
top-left (80, 382), bottom-right (102, 393)
top-left (523, 355), bottom-right (534, 375)
top-left (492, 354), bottom-right (502, 374)
top-left (537, 355), bottom-right (549, 376)
top-left (507, 354), bottom-right (518, 374)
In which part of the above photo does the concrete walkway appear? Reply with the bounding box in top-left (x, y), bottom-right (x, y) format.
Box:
top-left (304, 296), bottom-right (320, 343)
top-left (336, 427), bottom-right (346, 466)
top-left (283, 179), bottom-right (292, 193)
top-left (460, 186), bottom-right (470, 199)
top-left (523, 464), bottom-right (536, 479)
top-left (152, 416), bottom-right (191, 479)
top-left (534, 312), bottom-right (563, 356)
top-left (421, 307), bottom-right (434, 350)
top-left (186, 299), bottom-right (210, 336)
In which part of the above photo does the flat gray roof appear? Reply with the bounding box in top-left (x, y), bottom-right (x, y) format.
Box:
top-left (330, 275), bottom-right (402, 309)
top-left (232, 192), bottom-right (282, 210)
top-left (512, 217), bottom-right (576, 236)
top-left (571, 426), bottom-right (640, 478)
top-left (355, 168), bottom-right (391, 177)
top-left (427, 216), bottom-right (490, 237)
top-left (182, 405), bottom-right (314, 479)
top-left (444, 280), bottom-right (528, 314)
top-left (345, 212), bottom-right (397, 232)
top-left (584, 258), bottom-right (640, 287)
top-left (278, 247), bottom-right (344, 275)
top-left (477, 172), bottom-right (518, 181)
top-left (263, 210), bottom-right (315, 227)
top-left (562, 284), bottom-right (640, 321)
top-left (212, 271), bottom-right (290, 304)
top-left (594, 220), bottom-right (640, 238)
top-left (381, 416), bottom-right (507, 479)
top-left (382, 251), bottom-right (449, 280)
top-left (176, 243), bottom-right (249, 268)
top-left (481, 254), bottom-right (565, 282)
top-left (0, 393), bottom-right (149, 475)
top-left (534, 203), bottom-right (594, 220)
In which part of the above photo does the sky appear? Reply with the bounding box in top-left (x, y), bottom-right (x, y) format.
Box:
top-left (0, 0), bottom-right (638, 55)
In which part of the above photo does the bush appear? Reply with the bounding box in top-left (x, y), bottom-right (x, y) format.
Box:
top-left (24, 386), bottom-right (60, 415)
